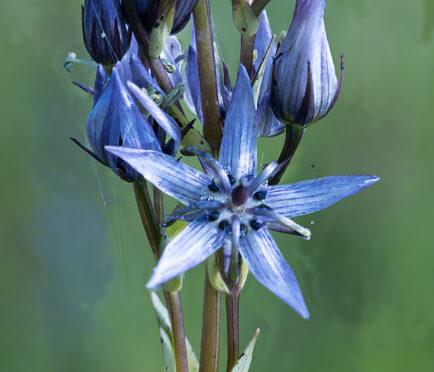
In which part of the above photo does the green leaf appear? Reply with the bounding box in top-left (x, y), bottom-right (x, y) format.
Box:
top-left (149, 1), bottom-right (176, 59)
top-left (231, 329), bottom-right (260, 372)
top-left (232, 0), bottom-right (259, 37)
top-left (150, 292), bottom-right (200, 372)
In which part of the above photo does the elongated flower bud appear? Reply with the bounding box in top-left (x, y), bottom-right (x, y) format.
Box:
top-left (271, 0), bottom-right (343, 127)
top-left (132, 0), bottom-right (199, 34)
top-left (82, 0), bottom-right (130, 65)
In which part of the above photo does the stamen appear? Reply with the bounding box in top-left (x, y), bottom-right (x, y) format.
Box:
top-left (240, 224), bottom-right (248, 238)
top-left (208, 180), bottom-right (222, 193)
top-left (248, 161), bottom-right (278, 196)
top-left (249, 218), bottom-right (264, 231)
top-left (252, 189), bottom-right (268, 201)
top-left (207, 210), bottom-right (221, 222)
top-left (218, 220), bottom-right (232, 233)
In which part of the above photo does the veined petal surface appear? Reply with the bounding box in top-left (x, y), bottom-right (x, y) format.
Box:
top-left (105, 148), bottom-right (212, 204)
top-left (266, 175), bottom-right (379, 218)
top-left (219, 65), bottom-right (258, 179)
top-left (147, 218), bottom-right (225, 288)
top-left (239, 229), bottom-right (309, 318)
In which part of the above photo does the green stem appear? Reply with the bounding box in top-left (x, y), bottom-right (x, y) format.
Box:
top-left (134, 181), bottom-right (188, 372)
top-left (269, 126), bottom-right (305, 185)
top-left (225, 290), bottom-right (240, 372)
top-left (133, 180), bottom-right (160, 256)
top-left (164, 291), bottom-right (189, 372)
top-left (199, 269), bottom-right (221, 372)
top-left (240, 34), bottom-right (256, 78)
top-left (193, 0), bottom-right (222, 153)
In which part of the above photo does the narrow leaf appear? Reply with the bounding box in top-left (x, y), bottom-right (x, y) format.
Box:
top-left (231, 329), bottom-right (260, 372)
top-left (150, 293), bottom-right (200, 372)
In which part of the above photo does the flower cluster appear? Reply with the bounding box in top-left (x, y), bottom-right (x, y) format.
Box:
top-left (72, 0), bottom-right (378, 321)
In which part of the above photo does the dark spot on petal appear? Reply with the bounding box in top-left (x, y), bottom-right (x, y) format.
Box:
top-left (249, 218), bottom-right (264, 231)
top-left (218, 220), bottom-right (231, 233)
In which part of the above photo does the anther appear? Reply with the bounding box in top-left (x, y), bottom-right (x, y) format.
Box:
top-left (207, 210), bottom-right (220, 222)
top-left (208, 180), bottom-right (222, 193)
top-left (249, 218), bottom-right (264, 231)
top-left (252, 189), bottom-right (268, 201)
top-left (240, 224), bottom-right (248, 238)
top-left (226, 172), bottom-right (236, 185)
top-left (218, 220), bottom-right (232, 233)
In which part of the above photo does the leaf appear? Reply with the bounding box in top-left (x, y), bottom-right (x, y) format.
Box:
top-left (231, 329), bottom-right (260, 372)
top-left (149, 1), bottom-right (176, 59)
top-left (150, 292), bottom-right (200, 372)
top-left (232, 0), bottom-right (259, 37)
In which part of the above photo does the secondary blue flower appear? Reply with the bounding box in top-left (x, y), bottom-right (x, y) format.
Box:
top-left (107, 66), bottom-right (378, 318)
top-left (82, 0), bottom-right (130, 65)
top-left (76, 59), bottom-right (180, 181)
top-left (271, 0), bottom-right (343, 127)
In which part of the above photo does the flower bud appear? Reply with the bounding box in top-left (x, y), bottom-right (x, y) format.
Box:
top-left (82, 0), bottom-right (130, 65)
top-left (271, 0), bottom-right (343, 127)
top-left (132, 0), bottom-right (199, 34)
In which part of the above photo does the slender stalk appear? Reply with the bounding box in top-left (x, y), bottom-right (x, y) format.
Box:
top-left (153, 187), bottom-right (164, 227)
top-left (193, 0), bottom-right (222, 152)
top-left (269, 126), bottom-right (305, 185)
top-left (225, 290), bottom-right (240, 372)
top-left (240, 35), bottom-right (256, 77)
top-left (251, 0), bottom-right (271, 15)
top-left (164, 291), bottom-right (189, 372)
top-left (134, 181), bottom-right (188, 372)
top-left (133, 180), bottom-right (160, 256)
top-left (199, 269), bottom-right (221, 372)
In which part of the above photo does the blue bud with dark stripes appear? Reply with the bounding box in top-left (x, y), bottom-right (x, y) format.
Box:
top-left (82, 0), bottom-right (130, 65)
top-left (271, 0), bottom-right (343, 127)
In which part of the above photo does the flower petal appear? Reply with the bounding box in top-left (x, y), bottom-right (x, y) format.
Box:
top-left (127, 81), bottom-right (181, 154)
top-left (147, 218), bottom-right (225, 289)
top-left (105, 148), bottom-right (212, 204)
top-left (267, 175), bottom-right (380, 218)
top-left (219, 65), bottom-right (258, 179)
top-left (184, 45), bottom-right (204, 122)
top-left (239, 229), bottom-right (309, 318)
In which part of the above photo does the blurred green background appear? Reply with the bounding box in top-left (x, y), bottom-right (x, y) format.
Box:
top-left (1, 0), bottom-right (434, 371)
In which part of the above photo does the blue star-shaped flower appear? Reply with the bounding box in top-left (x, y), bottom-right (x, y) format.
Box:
top-left (107, 66), bottom-right (378, 318)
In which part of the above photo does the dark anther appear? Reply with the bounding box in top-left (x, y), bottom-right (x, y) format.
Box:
top-left (218, 220), bottom-right (231, 233)
top-left (257, 203), bottom-right (272, 210)
top-left (249, 218), bottom-right (264, 231)
top-left (252, 189), bottom-right (268, 201)
top-left (226, 172), bottom-right (236, 185)
top-left (208, 180), bottom-right (221, 193)
top-left (240, 224), bottom-right (248, 238)
top-left (154, 22), bottom-right (160, 28)
top-left (207, 210), bottom-right (220, 222)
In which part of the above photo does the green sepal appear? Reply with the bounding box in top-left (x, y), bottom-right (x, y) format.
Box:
top-left (150, 292), bottom-right (200, 372)
top-left (232, 0), bottom-right (259, 37)
top-left (206, 254), bottom-right (249, 294)
top-left (149, 1), bottom-right (176, 59)
top-left (231, 329), bottom-right (260, 372)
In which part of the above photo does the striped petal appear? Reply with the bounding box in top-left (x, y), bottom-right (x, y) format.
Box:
top-left (239, 229), bottom-right (309, 318)
top-left (219, 65), bottom-right (258, 179)
top-left (105, 148), bottom-right (212, 205)
top-left (266, 175), bottom-right (379, 218)
top-left (147, 218), bottom-right (225, 288)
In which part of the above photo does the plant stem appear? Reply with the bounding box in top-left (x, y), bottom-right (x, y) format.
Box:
top-left (164, 291), bottom-right (189, 372)
top-left (225, 290), bottom-right (240, 372)
top-left (133, 180), bottom-right (160, 256)
top-left (240, 35), bottom-right (256, 77)
top-left (193, 0), bottom-right (222, 153)
top-left (199, 269), bottom-right (221, 372)
top-left (269, 126), bottom-right (305, 185)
